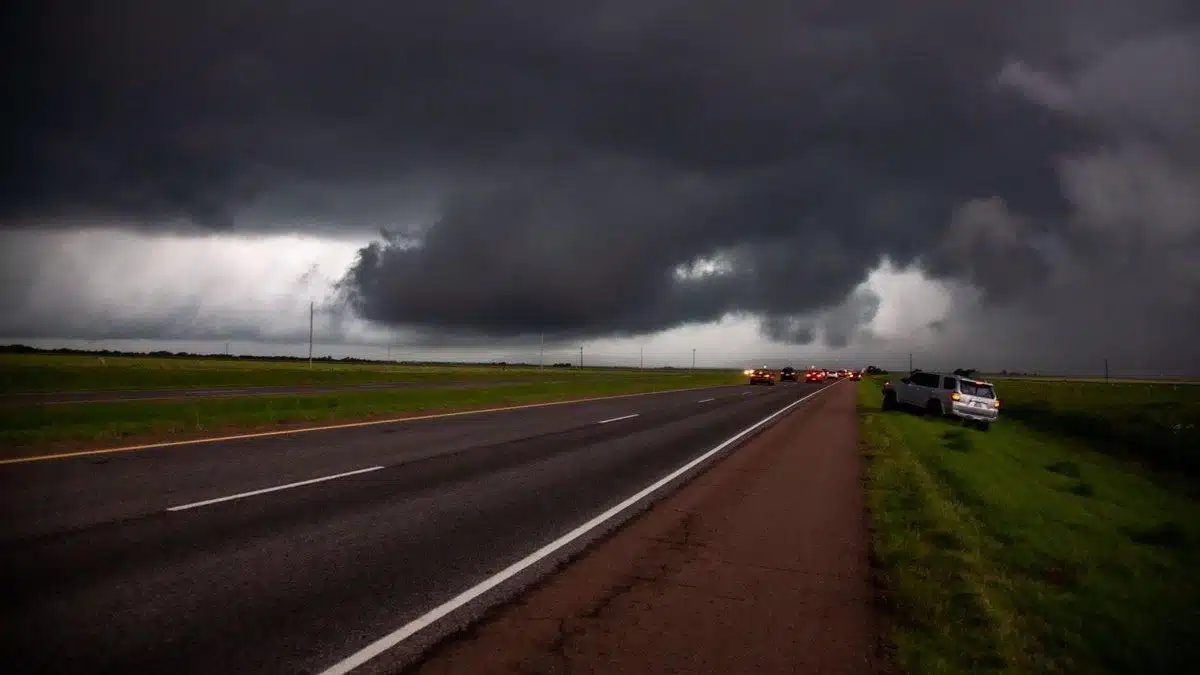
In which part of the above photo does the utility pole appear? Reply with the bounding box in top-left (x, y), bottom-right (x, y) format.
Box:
top-left (540, 333), bottom-right (544, 369)
top-left (1104, 358), bottom-right (1109, 383)
top-left (580, 345), bottom-right (584, 369)
top-left (387, 345), bottom-right (391, 361)
top-left (692, 348), bottom-right (696, 371)
top-left (909, 353), bottom-right (913, 372)
top-left (225, 341), bottom-right (230, 356)
top-left (308, 301), bottom-right (314, 368)
top-left (640, 346), bottom-right (644, 369)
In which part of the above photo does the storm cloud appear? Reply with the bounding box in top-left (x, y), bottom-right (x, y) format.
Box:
top-left (3, 1), bottom-right (1198, 369)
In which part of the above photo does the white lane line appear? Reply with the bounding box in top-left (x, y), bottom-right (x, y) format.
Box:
top-left (317, 381), bottom-right (840, 675)
top-left (697, 397), bottom-right (715, 403)
top-left (166, 466), bottom-right (385, 512)
top-left (597, 413), bottom-right (640, 424)
top-left (742, 391), bottom-right (752, 395)
top-left (2, 384), bottom-right (742, 466)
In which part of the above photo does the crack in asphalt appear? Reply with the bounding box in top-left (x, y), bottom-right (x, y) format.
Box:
top-left (526, 512), bottom-right (709, 671)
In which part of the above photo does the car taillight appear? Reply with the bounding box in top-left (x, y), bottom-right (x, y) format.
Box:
top-left (951, 392), bottom-right (961, 401)
top-left (994, 400), bottom-right (1001, 408)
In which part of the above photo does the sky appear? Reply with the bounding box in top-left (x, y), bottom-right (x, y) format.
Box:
top-left (2, 1), bottom-right (1198, 376)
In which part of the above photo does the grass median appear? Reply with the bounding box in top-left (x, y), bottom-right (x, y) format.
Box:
top-left (858, 378), bottom-right (1200, 674)
top-left (0, 371), bottom-right (742, 454)
top-left (0, 353), bottom-right (706, 393)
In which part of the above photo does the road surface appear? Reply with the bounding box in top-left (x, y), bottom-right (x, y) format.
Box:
top-left (409, 379), bottom-right (879, 674)
top-left (0, 379), bottom-right (544, 406)
top-left (0, 380), bottom-right (834, 674)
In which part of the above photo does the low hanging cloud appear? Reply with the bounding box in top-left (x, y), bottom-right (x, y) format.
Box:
top-left (2, 1), bottom-right (1198, 369)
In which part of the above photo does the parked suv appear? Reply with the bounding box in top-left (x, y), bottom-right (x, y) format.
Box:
top-left (881, 370), bottom-right (1000, 430)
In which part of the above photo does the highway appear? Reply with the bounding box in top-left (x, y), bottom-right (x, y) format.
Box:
top-left (0, 379), bottom-right (541, 406)
top-left (0, 380), bottom-right (834, 674)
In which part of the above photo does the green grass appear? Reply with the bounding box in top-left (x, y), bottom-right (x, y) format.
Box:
top-left (993, 379), bottom-right (1200, 477)
top-left (0, 353), bottom-right (705, 393)
top-left (0, 371), bottom-right (742, 452)
top-left (859, 379), bottom-right (1200, 674)
top-left (987, 376), bottom-right (1200, 385)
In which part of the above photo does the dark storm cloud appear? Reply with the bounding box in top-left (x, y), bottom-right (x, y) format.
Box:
top-left (3, 0), bottom-right (1199, 361)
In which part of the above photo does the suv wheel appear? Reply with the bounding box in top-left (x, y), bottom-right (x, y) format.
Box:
top-left (882, 392), bottom-right (896, 410)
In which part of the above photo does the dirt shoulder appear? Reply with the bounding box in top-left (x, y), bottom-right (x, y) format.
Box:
top-left (408, 381), bottom-right (882, 674)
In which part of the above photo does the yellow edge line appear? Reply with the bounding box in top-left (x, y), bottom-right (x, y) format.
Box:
top-left (0, 383), bottom-right (741, 466)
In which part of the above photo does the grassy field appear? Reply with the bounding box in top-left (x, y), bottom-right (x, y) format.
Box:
top-left (987, 376), bottom-right (1200, 385)
top-left (991, 378), bottom-right (1200, 477)
top-left (858, 378), bottom-right (1200, 674)
top-left (0, 367), bottom-right (743, 453)
top-left (0, 353), bottom-right (704, 394)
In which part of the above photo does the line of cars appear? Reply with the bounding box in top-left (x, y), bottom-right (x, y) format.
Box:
top-left (744, 362), bottom-right (1002, 430)
top-left (744, 366), bottom-right (862, 385)
top-left (803, 367), bottom-right (861, 383)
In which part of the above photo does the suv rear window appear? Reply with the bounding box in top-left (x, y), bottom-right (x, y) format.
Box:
top-left (959, 381), bottom-right (995, 399)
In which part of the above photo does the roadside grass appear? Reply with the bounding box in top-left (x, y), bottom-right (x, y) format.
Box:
top-left (0, 372), bottom-right (742, 453)
top-left (994, 379), bottom-right (1200, 478)
top-left (0, 353), bottom-right (710, 393)
top-left (986, 376), bottom-right (1200, 385)
top-left (858, 379), bottom-right (1200, 674)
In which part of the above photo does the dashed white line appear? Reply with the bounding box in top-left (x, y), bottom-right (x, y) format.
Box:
top-left (316, 382), bottom-right (840, 675)
top-left (697, 397), bottom-right (715, 403)
top-left (2, 383), bottom-right (740, 466)
top-left (596, 413), bottom-right (640, 424)
top-left (166, 466), bottom-right (385, 512)
top-left (742, 391), bottom-right (752, 395)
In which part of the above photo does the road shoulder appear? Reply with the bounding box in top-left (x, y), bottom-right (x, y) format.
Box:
top-left (410, 382), bottom-right (882, 674)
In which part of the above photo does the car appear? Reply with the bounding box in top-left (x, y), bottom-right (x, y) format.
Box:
top-left (748, 367), bottom-right (776, 385)
top-left (804, 369), bottom-right (825, 383)
top-left (881, 370), bottom-right (1000, 430)
top-left (780, 366), bottom-right (798, 382)
top-left (825, 369), bottom-right (840, 380)
top-left (848, 370), bottom-right (862, 381)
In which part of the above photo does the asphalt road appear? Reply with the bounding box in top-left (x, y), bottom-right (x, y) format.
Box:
top-left (0, 380), bottom-right (834, 674)
top-left (0, 379), bottom-right (542, 406)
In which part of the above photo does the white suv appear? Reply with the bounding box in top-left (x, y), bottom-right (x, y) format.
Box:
top-left (881, 371), bottom-right (1000, 430)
